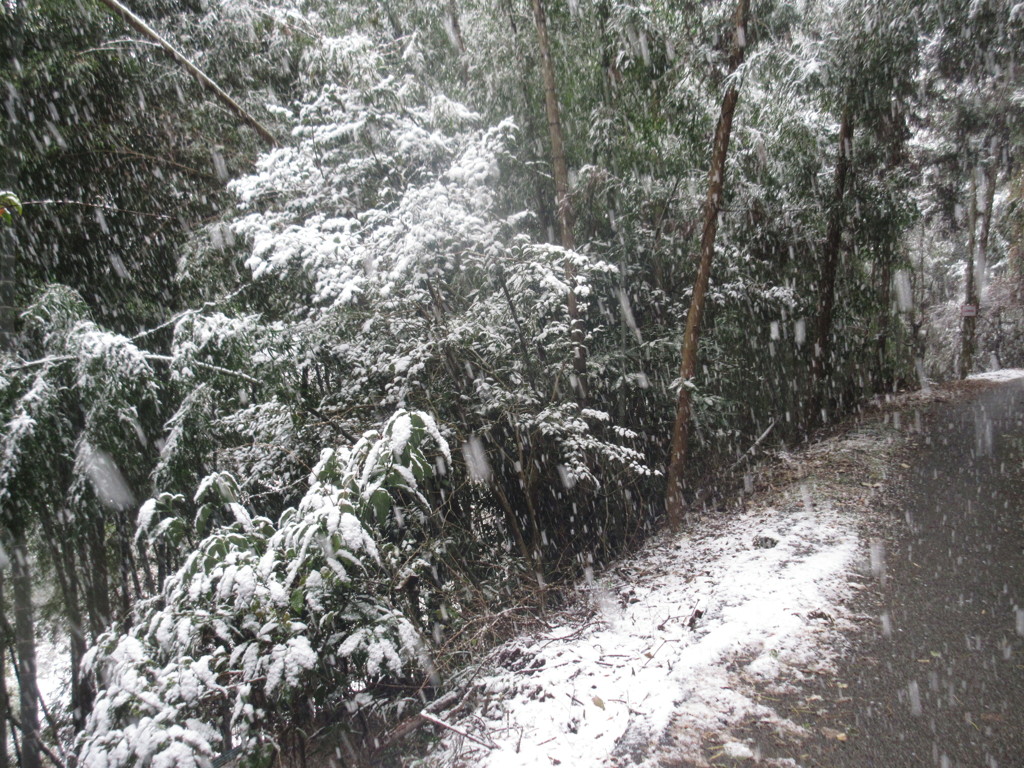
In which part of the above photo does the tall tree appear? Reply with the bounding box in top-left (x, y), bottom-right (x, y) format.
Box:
top-left (531, 0), bottom-right (588, 401)
top-left (809, 0), bottom-right (920, 417)
top-left (0, 10), bottom-right (31, 748)
top-left (960, 167), bottom-right (979, 377)
top-left (810, 104), bottom-right (854, 418)
top-left (0, 1), bottom-right (23, 352)
top-left (665, 0), bottom-right (750, 529)
top-left (916, 0), bottom-right (1021, 377)
top-left (0, 570), bottom-right (8, 768)
top-left (11, 527), bottom-right (41, 768)
top-left (960, 145), bottom-right (999, 377)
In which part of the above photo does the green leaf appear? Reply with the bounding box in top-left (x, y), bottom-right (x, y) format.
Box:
top-left (165, 518), bottom-right (185, 546)
top-left (196, 503), bottom-right (214, 537)
top-left (369, 488), bottom-right (391, 526)
top-left (0, 192), bottom-right (22, 226)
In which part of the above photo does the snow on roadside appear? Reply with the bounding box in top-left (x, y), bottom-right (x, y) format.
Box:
top-left (967, 368), bottom-right (1024, 382)
top-left (417, 479), bottom-right (874, 767)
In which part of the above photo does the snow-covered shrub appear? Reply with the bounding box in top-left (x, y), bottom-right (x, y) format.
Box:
top-left (79, 409), bottom-right (446, 768)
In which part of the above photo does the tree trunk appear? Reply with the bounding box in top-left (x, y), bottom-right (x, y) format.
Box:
top-left (596, 0), bottom-right (634, 426)
top-left (664, 0), bottom-right (750, 529)
top-left (41, 523), bottom-right (92, 732)
top-left (531, 0), bottom-right (588, 401)
top-left (960, 169), bottom-right (978, 378)
top-left (500, 0), bottom-right (557, 243)
top-left (378, 0), bottom-right (406, 41)
top-left (975, 147), bottom-right (998, 304)
top-left (11, 528), bottom-right (41, 768)
top-left (94, 0), bottom-right (276, 147)
top-left (0, 571), bottom-right (9, 768)
top-left (874, 244), bottom-right (892, 392)
top-left (912, 223), bottom-right (929, 389)
top-left (86, 515), bottom-right (111, 638)
top-left (116, 510), bottom-right (140, 619)
top-left (810, 104), bottom-right (854, 422)
top-left (875, 106), bottom-right (909, 393)
top-left (39, 530), bottom-right (82, 731)
top-left (156, 540), bottom-right (169, 592)
top-left (137, 535), bottom-right (156, 596)
top-left (511, 427), bottom-right (546, 589)
top-left (66, 548), bottom-right (93, 732)
top-left (0, 2), bottom-right (24, 353)
top-left (446, 0), bottom-right (466, 54)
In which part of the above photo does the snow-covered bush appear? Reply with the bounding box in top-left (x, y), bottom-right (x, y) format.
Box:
top-left (79, 410), bottom-right (447, 767)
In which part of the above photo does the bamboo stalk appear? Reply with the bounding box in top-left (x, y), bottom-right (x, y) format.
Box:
top-left (94, 0), bottom-right (277, 147)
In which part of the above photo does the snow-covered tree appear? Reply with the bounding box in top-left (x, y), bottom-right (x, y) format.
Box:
top-left (202, 29), bottom-right (654, 580)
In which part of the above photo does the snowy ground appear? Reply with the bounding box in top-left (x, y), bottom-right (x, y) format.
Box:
top-left (414, 423), bottom-right (905, 768)
top-left (35, 635), bottom-right (71, 707)
top-left (967, 367), bottom-right (1024, 382)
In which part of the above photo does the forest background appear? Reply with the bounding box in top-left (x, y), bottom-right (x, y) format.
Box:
top-left (0, 0), bottom-right (1022, 765)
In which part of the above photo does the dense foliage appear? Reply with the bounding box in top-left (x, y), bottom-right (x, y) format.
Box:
top-left (0, 0), bottom-right (1020, 765)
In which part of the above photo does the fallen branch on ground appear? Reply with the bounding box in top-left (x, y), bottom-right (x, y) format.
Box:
top-left (729, 419), bottom-right (776, 471)
top-left (420, 711), bottom-right (497, 749)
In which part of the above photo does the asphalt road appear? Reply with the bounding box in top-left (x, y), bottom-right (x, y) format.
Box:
top-left (737, 379), bottom-right (1024, 768)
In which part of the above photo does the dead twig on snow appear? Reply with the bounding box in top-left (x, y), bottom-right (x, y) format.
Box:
top-left (420, 711), bottom-right (497, 749)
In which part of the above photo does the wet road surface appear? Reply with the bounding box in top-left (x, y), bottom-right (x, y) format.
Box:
top-left (736, 379), bottom-right (1024, 767)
